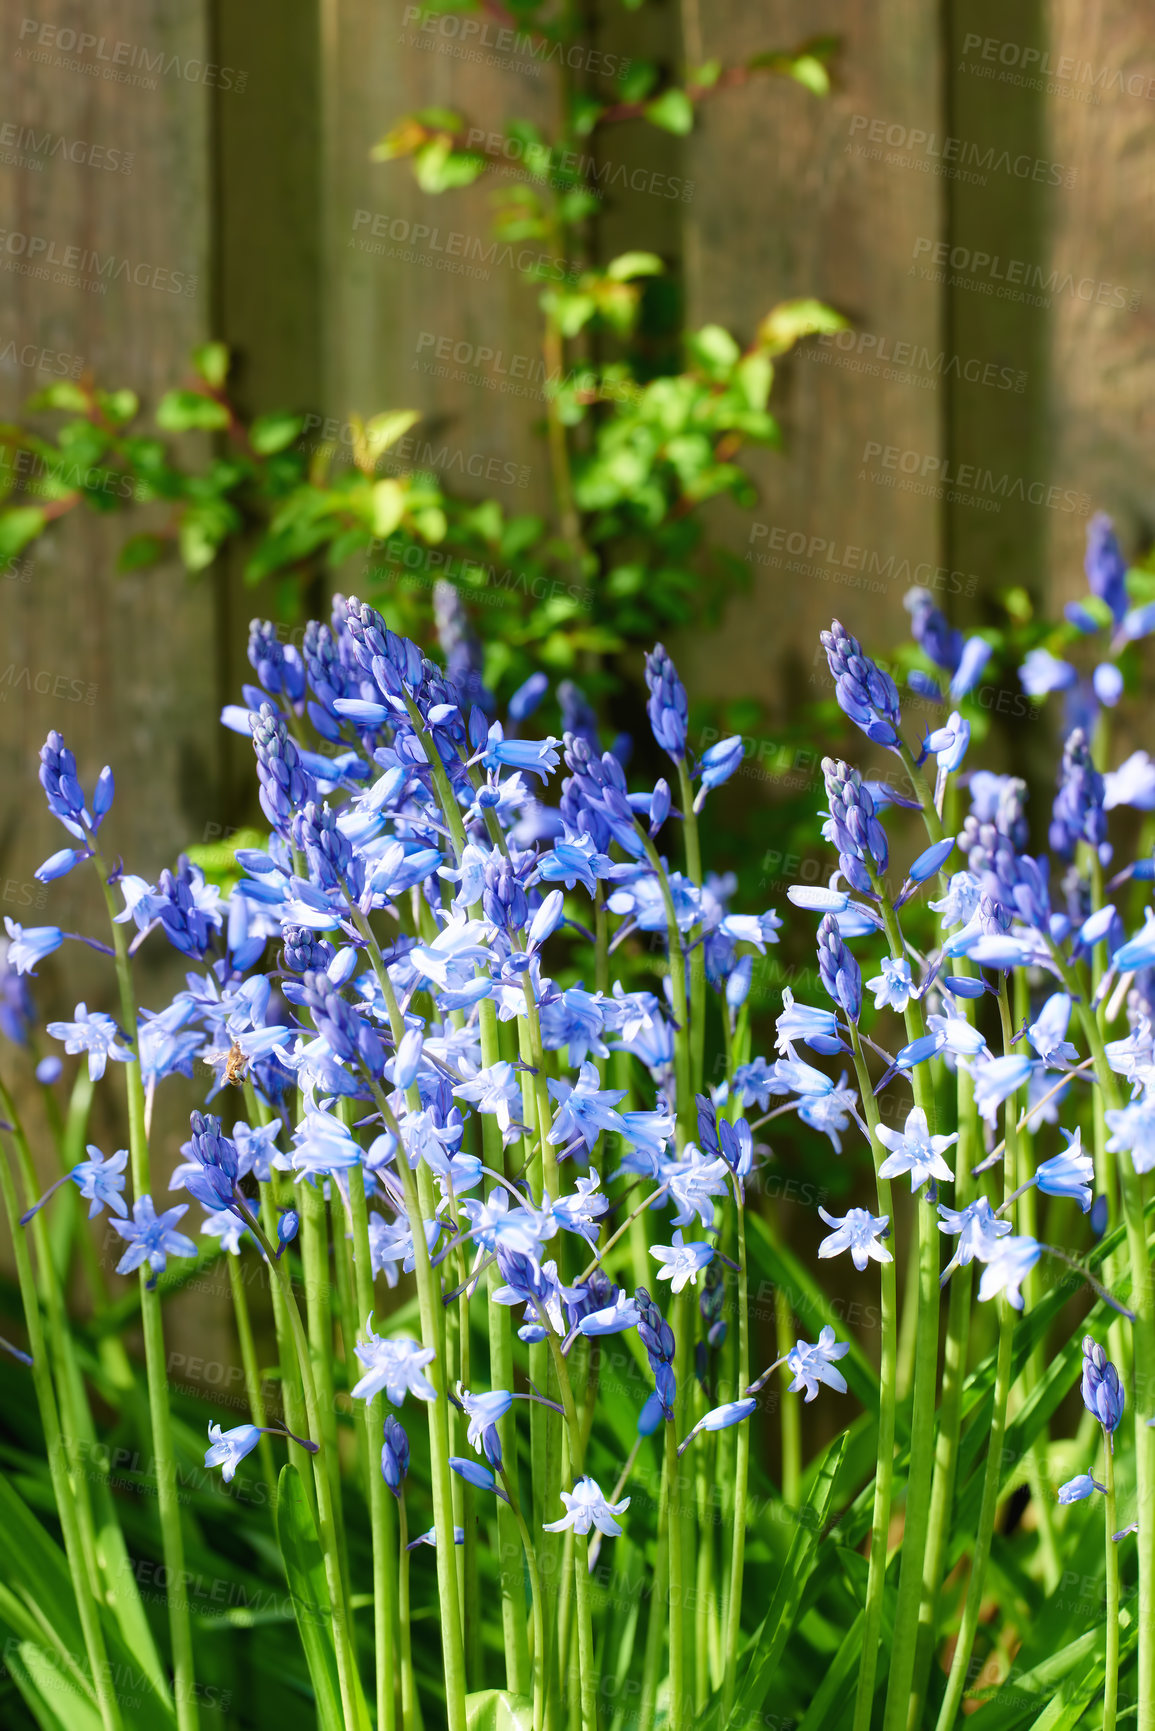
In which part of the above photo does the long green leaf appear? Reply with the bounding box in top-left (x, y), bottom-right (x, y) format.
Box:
top-left (725, 1431), bottom-right (848, 1729)
top-left (276, 1463), bottom-right (345, 1731)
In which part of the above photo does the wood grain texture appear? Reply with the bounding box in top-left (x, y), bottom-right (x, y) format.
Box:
top-left (672, 0), bottom-right (945, 722)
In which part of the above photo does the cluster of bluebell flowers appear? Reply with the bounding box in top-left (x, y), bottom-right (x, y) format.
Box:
top-left (6, 512), bottom-right (1155, 1731)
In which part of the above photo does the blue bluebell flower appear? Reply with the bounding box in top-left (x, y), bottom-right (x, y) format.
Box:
top-left (817, 1205), bottom-right (891, 1271)
top-left (1105, 1097), bottom-right (1155, 1174)
top-left (816, 914), bottom-right (862, 1022)
top-left (508, 671), bottom-right (549, 722)
top-left (547, 1061), bottom-right (627, 1155)
top-left (821, 757), bottom-right (888, 893)
top-left (821, 620), bottom-right (903, 750)
top-left (543, 1476), bottom-right (630, 1538)
top-left (650, 1230), bottom-right (715, 1293)
top-left (2, 919), bottom-right (63, 976)
top-left (644, 645), bottom-right (688, 761)
top-left (867, 956), bottom-right (916, 1013)
top-left (1050, 727), bottom-right (1107, 859)
top-left (45, 1003), bottom-right (134, 1081)
top-left (677, 1398), bottom-right (757, 1457)
top-left (478, 724), bottom-right (561, 783)
top-left (975, 1234), bottom-right (1041, 1309)
top-left (937, 1197), bottom-right (1011, 1277)
top-left (970, 1053), bottom-right (1034, 1125)
top-left (1057, 1473), bottom-right (1106, 1504)
top-left (785, 1327), bottom-right (849, 1402)
top-left (694, 736), bottom-right (744, 810)
top-left (111, 1195), bottom-right (198, 1280)
top-left (249, 703), bottom-right (318, 836)
top-left (1020, 649), bottom-right (1077, 697)
top-left (351, 1319), bottom-right (437, 1405)
top-left (876, 1106), bottom-right (957, 1192)
top-left (205, 1422), bottom-right (264, 1484)
top-left (381, 1416), bottom-right (410, 1495)
top-left (1034, 1128), bottom-right (1094, 1211)
top-left (248, 620), bottom-right (306, 703)
top-left (1094, 663), bottom-right (1124, 708)
top-left (1085, 513), bottom-right (1128, 624)
top-left (1081, 1336), bottom-right (1125, 1433)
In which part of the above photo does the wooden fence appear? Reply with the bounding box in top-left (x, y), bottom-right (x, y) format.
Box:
top-left (0, 0), bottom-right (1152, 1156)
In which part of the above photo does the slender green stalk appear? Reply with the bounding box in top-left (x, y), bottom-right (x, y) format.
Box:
top-left (1052, 943), bottom-right (1155, 1731)
top-left (92, 851), bottom-right (199, 1731)
top-left (498, 1464), bottom-right (546, 1731)
top-left (348, 1173), bottom-right (398, 1731)
top-left (1104, 1441), bottom-right (1119, 1731)
top-left (0, 1137), bottom-right (122, 1731)
top-left (665, 1419), bottom-right (687, 1731)
top-left (933, 1298), bottom-right (1014, 1731)
top-left (848, 1027), bottom-right (899, 1731)
top-left (369, 1091), bottom-right (467, 1731)
top-left (720, 1188), bottom-right (750, 1722)
top-left (908, 1059), bottom-right (975, 1725)
top-left (877, 886), bottom-right (941, 1731)
top-left (397, 1495), bottom-right (422, 1731)
top-left (235, 1200), bottom-right (367, 1729)
top-left (300, 1178), bottom-right (348, 1572)
top-left (933, 980), bottom-right (1021, 1730)
top-left (676, 761), bottom-right (707, 1095)
top-left (227, 1253), bottom-right (277, 1509)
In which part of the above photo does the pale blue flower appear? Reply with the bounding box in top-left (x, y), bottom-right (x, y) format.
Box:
top-left (970, 1054), bottom-right (1034, 1125)
top-left (867, 956), bottom-right (915, 1013)
top-left (1104, 751), bottom-right (1155, 812)
top-left (71, 1145), bottom-right (129, 1220)
top-left (459, 1388), bottom-right (513, 1454)
top-left (937, 1197), bottom-right (1011, 1275)
top-left (1035, 1128), bottom-right (1094, 1211)
top-left (1057, 1473), bottom-right (1105, 1504)
top-left (817, 1206), bottom-right (892, 1272)
top-left (351, 1318), bottom-right (436, 1405)
top-left (929, 871), bottom-right (981, 931)
top-left (205, 1422), bottom-right (263, 1484)
top-left (677, 1398), bottom-right (756, 1456)
top-left (876, 1106), bottom-right (957, 1191)
top-left (1020, 648), bottom-right (1077, 696)
top-left (1105, 1097), bottom-right (1155, 1175)
top-left (786, 1327), bottom-right (849, 1402)
top-left (201, 1208), bottom-right (250, 1255)
top-left (543, 1475), bottom-right (630, 1538)
top-left (1026, 994), bottom-right (1078, 1066)
top-left (976, 1234), bottom-right (1041, 1309)
top-left (45, 1003), bottom-right (134, 1081)
top-left (111, 1195), bottom-right (197, 1278)
top-left (2, 919), bottom-right (63, 976)
top-left (650, 1230), bottom-right (715, 1293)
top-left (798, 1080), bottom-right (858, 1154)
top-left (547, 1061), bottom-right (627, 1154)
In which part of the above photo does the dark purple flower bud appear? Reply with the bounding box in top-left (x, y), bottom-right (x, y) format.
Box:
top-left (381, 1415), bottom-right (410, 1494)
top-left (1085, 513), bottom-right (1127, 625)
top-left (281, 925), bottom-right (335, 975)
top-left (820, 621), bottom-right (903, 750)
top-left (1081, 1335), bottom-right (1125, 1433)
top-left (644, 645), bottom-right (689, 762)
top-left (482, 856), bottom-right (530, 933)
top-left (277, 1208), bottom-right (300, 1248)
top-left (1050, 728), bottom-right (1106, 859)
top-left (816, 914), bottom-right (862, 1022)
top-left (249, 704), bottom-right (318, 837)
top-left (904, 587), bottom-right (963, 673)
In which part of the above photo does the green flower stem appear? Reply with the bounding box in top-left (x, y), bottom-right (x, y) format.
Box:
top-left (1105, 1439), bottom-right (1119, 1731)
top-left (347, 1171), bottom-right (398, 1731)
top-left (676, 761), bottom-right (707, 1096)
top-left (0, 1134), bottom-right (123, 1731)
top-left (92, 850), bottom-right (199, 1731)
top-left (720, 1185), bottom-right (750, 1723)
top-left (933, 978), bottom-right (1021, 1731)
top-left (908, 1058), bottom-right (976, 1726)
top-left (638, 1455), bottom-right (669, 1731)
top-left (875, 884), bottom-right (940, 1731)
top-left (638, 830), bottom-right (692, 1148)
top-left (397, 1495), bottom-right (422, 1731)
top-left (847, 1025), bottom-right (899, 1731)
top-left (541, 1326), bottom-right (597, 1731)
top-left (234, 1199), bottom-right (367, 1730)
top-left (665, 1417), bottom-right (688, 1731)
top-left (497, 1464), bottom-right (547, 1731)
top-left (300, 1178), bottom-right (349, 1572)
top-left (367, 1088), bottom-right (467, 1731)
top-left (775, 1280), bottom-right (800, 1507)
top-left (257, 1183), bottom-right (314, 1507)
top-left (226, 1253), bottom-right (277, 1510)
top-left (1050, 939), bottom-right (1155, 1731)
